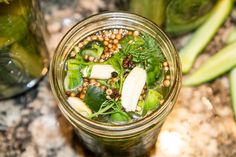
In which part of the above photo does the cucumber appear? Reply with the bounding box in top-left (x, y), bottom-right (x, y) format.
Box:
top-left (180, 0), bottom-right (233, 74)
top-left (184, 41), bottom-right (236, 86)
top-left (226, 27), bottom-right (236, 44)
top-left (81, 41), bottom-right (104, 59)
top-left (230, 68), bottom-right (236, 120)
top-left (81, 49), bottom-right (101, 58)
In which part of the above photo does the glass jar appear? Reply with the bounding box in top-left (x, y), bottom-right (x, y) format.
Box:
top-left (50, 12), bottom-right (181, 157)
top-left (0, 0), bottom-right (49, 99)
top-left (116, 0), bottom-right (216, 36)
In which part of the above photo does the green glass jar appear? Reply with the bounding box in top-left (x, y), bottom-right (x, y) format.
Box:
top-left (50, 12), bottom-right (181, 157)
top-left (117, 0), bottom-right (216, 36)
top-left (0, 0), bottom-right (48, 99)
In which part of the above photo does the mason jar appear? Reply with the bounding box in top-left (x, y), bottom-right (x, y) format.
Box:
top-left (50, 12), bottom-right (181, 157)
top-left (0, 0), bottom-right (49, 99)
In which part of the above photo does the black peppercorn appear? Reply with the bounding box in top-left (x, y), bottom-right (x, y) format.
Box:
top-left (111, 71), bottom-right (118, 78)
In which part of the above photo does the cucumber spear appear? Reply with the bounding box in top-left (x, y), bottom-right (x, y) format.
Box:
top-left (230, 68), bottom-right (236, 120)
top-left (183, 41), bottom-right (236, 86)
top-left (180, 0), bottom-right (233, 74)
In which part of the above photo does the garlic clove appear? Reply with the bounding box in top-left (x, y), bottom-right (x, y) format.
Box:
top-left (121, 67), bottom-right (147, 112)
top-left (90, 64), bottom-right (116, 79)
top-left (67, 97), bottom-right (92, 117)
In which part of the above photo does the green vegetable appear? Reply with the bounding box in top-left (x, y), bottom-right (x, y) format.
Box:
top-left (226, 27), bottom-right (236, 44)
top-left (81, 41), bottom-right (104, 59)
top-left (106, 54), bottom-right (124, 92)
top-left (64, 59), bottom-right (83, 90)
top-left (120, 35), bottom-right (144, 61)
top-left (88, 100), bottom-right (120, 119)
top-left (184, 41), bottom-right (236, 86)
top-left (230, 68), bottom-right (236, 120)
top-left (110, 111), bottom-right (130, 123)
top-left (120, 34), bottom-right (164, 64)
top-left (180, 0), bottom-right (233, 74)
top-left (84, 86), bottom-right (107, 112)
top-left (146, 57), bottom-right (162, 87)
top-left (64, 54), bottom-right (93, 90)
top-left (106, 54), bottom-right (124, 75)
top-left (226, 26), bottom-right (236, 121)
top-left (165, 0), bottom-right (216, 36)
top-left (143, 89), bottom-right (163, 114)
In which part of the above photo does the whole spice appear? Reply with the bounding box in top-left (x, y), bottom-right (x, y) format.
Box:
top-left (111, 71), bottom-right (118, 78)
top-left (110, 89), bottom-right (120, 99)
top-left (123, 55), bottom-right (135, 69)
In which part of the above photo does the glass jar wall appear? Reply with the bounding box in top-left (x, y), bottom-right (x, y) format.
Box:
top-left (50, 12), bottom-right (181, 156)
top-left (0, 0), bottom-right (49, 99)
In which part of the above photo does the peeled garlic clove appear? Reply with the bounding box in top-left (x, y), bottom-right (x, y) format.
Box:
top-left (90, 64), bottom-right (115, 79)
top-left (67, 97), bottom-right (92, 117)
top-left (121, 67), bottom-right (147, 112)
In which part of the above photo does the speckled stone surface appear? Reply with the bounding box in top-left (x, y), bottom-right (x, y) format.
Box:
top-left (0, 0), bottom-right (236, 157)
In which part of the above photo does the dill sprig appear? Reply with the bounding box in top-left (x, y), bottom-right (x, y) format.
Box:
top-left (120, 33), bottom-right (165, 64)
top-left (88, 100), bottom-right (122, 119)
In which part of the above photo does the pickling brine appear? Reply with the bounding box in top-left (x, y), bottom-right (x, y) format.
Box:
top-left (63, 28), bottom-right (171, 124)
top-left (50, 12), bottom-right (181, 156)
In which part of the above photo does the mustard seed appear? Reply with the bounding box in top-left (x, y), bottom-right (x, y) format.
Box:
top-left (79, 93), bottom-right (85, 99)
top-left (89, 56), bottom-right (95, 62)
top-left (163, 80), bottom-right (170, 87)
top-left (164, 66), bottom-right (169, 71)
top-left (133, 30), bottom-right (140, 36)
top-left (87, 36), bottom-right (92, 41)
top-left (101, 85), bottom-right (107, 91)
top-left (105, 36), bottom-right (109, 41)
top-left (111, 34), bottom-right (116, 39)
top-left (82, 81), bottom-right (89, 87)
top-left (106, 89), bottom-right (113, 95)
top-left (92, 35), bottom-right (98, 40)
top-left (98, 37), bottom-right (104, 41)
top-left (116, 34), bottom-right (122, 40)
top-left (128, 31), bottom-right (133, 35)
top-left (78, 43), bottom-right (83, 48)
top-left (84, 55), bottom-right (89, 60)
top-left (95, 82), bottom-right (101, 87)
top-left (78, 87), bottom-right (83, 92)
top-left (108, 44), bottom-right (113, 49)
top-left (104, 41), bottom-right (109, 46)
top-left (70, 92), bottom-right (76, 97)
top-left (89, 79), bottom-right (96, 84)
top-left (113, 39), bottom-right (119, 44)
top-left (83, 40), bottom-right (88, 45)
top-left (163, 62), bottom-right (168, 67)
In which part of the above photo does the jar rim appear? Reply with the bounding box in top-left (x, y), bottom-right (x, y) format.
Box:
top-left (50, 12), bottom-right (182, 136)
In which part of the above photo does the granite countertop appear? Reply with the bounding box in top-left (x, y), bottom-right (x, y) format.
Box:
top-left (0, 0), bottom-right (236, 157)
